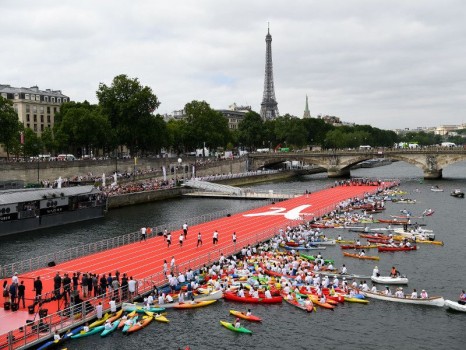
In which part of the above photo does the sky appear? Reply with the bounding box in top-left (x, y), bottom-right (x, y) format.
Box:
top-left (1, 0), bottom-right (466, 130)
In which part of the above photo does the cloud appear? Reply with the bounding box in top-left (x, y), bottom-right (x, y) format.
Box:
top-left (1, 0), bottom-right (465, 129)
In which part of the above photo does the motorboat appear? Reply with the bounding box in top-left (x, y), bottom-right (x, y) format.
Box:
top-left (450, 189), bottom-right (464, 198)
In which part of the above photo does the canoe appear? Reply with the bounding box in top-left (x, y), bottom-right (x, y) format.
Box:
top-left (444, 300), bottom-right (466, 312)
top-left (220, 320), bottom-right (252, 334)
top-left (223, 292), bottom-right (282, 304)
top-left (100, 320), bottom-right (120, 337)
top-left (127, 316), bottom-right (153, 333)
top-left (371, 275), bottom-right (409, 285)
top-left (343, 252), bottom-right (380, 260)
top-left (362, 291), bottom-right (445, 307)
top-left (377, 245), bottom-right (417, 252)
top-left (154, 314), bottom-right (170, 323)
top-left (172, 300), bottom-right (217, 309)
top-left (229, 310), bottom-right (262, 322)
top-left (37, 326), bottom-right (83, 349)
top-left (70, 325), bottom-right (105, 339)
top-left (89, 313), bottom-right (110, 328)
top-left (282, 294), bottom-right (314, 312)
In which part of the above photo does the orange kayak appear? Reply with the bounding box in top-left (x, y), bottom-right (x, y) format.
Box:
top-left (127, 316), bottom-right (153, 333)
top-left (308, 295), bottom-right (335, 309)
top-left (229, 310), bottom-right (262, 322)
top-left (343, 252), bottom-right (380, 260)
top-left (172, 300), bottom-right (217, 309)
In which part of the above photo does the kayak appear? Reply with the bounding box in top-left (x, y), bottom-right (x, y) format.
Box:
top-left (37, 326), bottom-right (83, 350)
top-left (229, 310), bottom-right (262, 322)
top-left (127, 316), bottom-right (153, 334)
top-left (172, 300), bottom-right (217, 309)
top-left (283, 295), bottom-right (314, 312)
top-left (308, 295), bottom-right (335, 309)
top-left (118, 311), bottom-right (137, 329)
top-left (100, 320), bottom-right (120, 337)
top-left (224, 292), bottom-right (282, 304)
top-left (89, 313), bottom-right (110, 328)
top-left (122, 303), bottom-right (166, 313)
top-left (220, 320), bottom-right (252, 334)
top-left (378, 245), bottom-right (417, 252)
top-left (70, 325), bottom-right (105, 339)
top-left (122, 316), bottom-right (138, 333)
top-left (340, 244), bottom-right (378, 250)
top-left (343, 252), bottom-right (380, 260)
top-left (154, 314), bottom-right (170, 323)
top-left (344, 296), bottom-right (370, 304)
top-left (299, 253), bottom-right (334, 264)
top-left (107, 309), bottom-right (123, 323)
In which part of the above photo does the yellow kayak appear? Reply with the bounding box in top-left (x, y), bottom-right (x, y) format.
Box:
top-left (344, 296), bottom-right (370, 304)
top-left (89, 313), bottom-right (110, 328)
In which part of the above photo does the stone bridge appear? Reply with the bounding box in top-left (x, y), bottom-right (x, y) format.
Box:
top-left (247, 148), bottom-right (466, 179)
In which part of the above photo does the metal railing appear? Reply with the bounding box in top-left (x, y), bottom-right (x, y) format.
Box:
top-left (1, 221), bottom-right (292, 350)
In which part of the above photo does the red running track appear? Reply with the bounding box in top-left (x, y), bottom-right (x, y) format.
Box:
top-left (0, 185), bottom-right (381, 327)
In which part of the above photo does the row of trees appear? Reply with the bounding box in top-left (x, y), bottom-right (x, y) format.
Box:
top-left (0, 74), bottom-right (463, 159)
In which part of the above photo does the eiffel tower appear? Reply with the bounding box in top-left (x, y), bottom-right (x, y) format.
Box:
top-left (260, 25), bottom-right (279, 120)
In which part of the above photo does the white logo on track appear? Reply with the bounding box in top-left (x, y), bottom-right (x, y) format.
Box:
top-left (243, 205), bottom-right (313, 220)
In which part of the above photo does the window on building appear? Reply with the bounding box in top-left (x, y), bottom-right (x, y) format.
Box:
top-left (33, 105), bottom-right (37, 113)
top-left (14, 93), bottom-right (19, 99)
top-left (33, 115), bottom-right (37, 122)
top-left (25, 94), bottom-right (30, 100)
top-left (54, 107), bottom-right (57, 113)
top-left (36, 95), bottom-right (40, 101)
top-left (26, 114), bottom-right (30, 122)
top-left (26, 105), bottom-right (30, 113)
top-left (47, 106), bottom-right (50, 113)
top-left (40, 106), bottom-right (44, 113)
top-left (44, 96), bottom-right (49, 102)
top-left (63, 98), bottom-right (67, 102)
top-left (40, 115), bottom-right (44, 122)
top-left (40, 125), bottom-right (44, 132)
top-left (47, 123), bottom-right (51, 128)
top-left (57, 97), bottom-right (61, 103)
top-left (51, 97), bottom-right (55, 103)
top-left (26, 123), bottom-right (30, 128)
top-left (47, 115), bottom-right (50, 123)
top-left (33, 124), bottom-right (37, 131)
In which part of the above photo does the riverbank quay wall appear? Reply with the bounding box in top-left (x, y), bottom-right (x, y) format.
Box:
top-left (0, 183), bottom-right (393, 349)
top-left (0, 158), bottom-right (248, 184)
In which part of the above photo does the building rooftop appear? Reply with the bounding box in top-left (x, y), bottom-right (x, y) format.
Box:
top-left (0, 84), bottom-right (68, 97)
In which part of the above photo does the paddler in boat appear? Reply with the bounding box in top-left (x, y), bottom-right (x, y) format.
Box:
top-left (235, 318), bottom-right (241, 329)
top-left (420, 289), bottom-right (429, 299)
top-left (358, 250), bottom-right (366, 257)
top-left (340, 264), bottom-right (348, 275)
top-left (383, 286), bottom-right (392, 296)
top-left (83, 323), bottom-right (90, 333)
top-left (104, 319), bottom-right (112, 330)
top-left (246, 309), bottom-right (252, 316)
top-left (53, 331), bottom-right (61, 341)
top-left (373, 266), bottom-right (380, 277)
top-left (410, 289), bottom-right (418, 299)
top-left (394, 287), bottom-right (404, 298)
top-left (390, 267), bottom-right (400, 277)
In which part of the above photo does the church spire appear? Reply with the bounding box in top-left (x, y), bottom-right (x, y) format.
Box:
top-left (303, 95), bottom-right (311, 118)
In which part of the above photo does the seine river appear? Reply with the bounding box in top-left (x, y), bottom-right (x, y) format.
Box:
top-left (1, 161), bottom-right (465, 350)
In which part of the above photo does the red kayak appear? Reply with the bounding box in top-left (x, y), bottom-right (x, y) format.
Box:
top-left (340, 244), bottom-right (376, 250)
top-left (377, 219), bottom-right (408, 225)
top-left (224, 292), bottom-right (282, 304)
top-left (378, 245), bottom-right (417, 252)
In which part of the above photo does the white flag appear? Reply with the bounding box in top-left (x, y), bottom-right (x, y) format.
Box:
top-left (162, 166), bottom-right (167, 181)
top-left (192, 165), bottom-right (195, 179)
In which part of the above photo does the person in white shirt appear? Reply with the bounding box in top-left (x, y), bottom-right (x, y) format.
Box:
top-left (264, 289), bottom-right (272, 299)
top-left (178, 273), bottom-right (185, 284)
top-left (370, 284), bottom-right (377, 293)
top-left (182, 223), bottom-right (188, 239)
top-left (128, 277), bottom-right (137, 298)
top-left (341, 264), bottom-right (348, 275)
top-left (158, 294), bottom-right (164, 304)
top-left (246, 309), bottom-right (252, 316)
top-left (179, 291), bottom-right (185, 303)
top-left (411, 289), bottom-right (418, 298)
top-left (96, 302), bottom-right (103, 319)
top-left (237, 289), bottom-right (245, 297)
top-left (53, 331), bottom-right (61, 341)
top-left (179, 233), bottom-right (184, 247)
top-left (372, 266), bottom-right (379, 277)
top-left (213, 230), bottom-right (219, 245)
top-left (420, 289), bottom-right (429, 299)
top-left (104, 319), bottom-right (113, 330)
top-left (384, 287), bottom-right (392, 296)
top-left (12, 273), bottom-right (19, 285)
top-left (140, 227), bottom-right (146, 242)
top-left (170, 256), bottom-right (176, 274)
top-left (232, 232), bottom-right (237, 244)
top-left (109, 298), bottom-right (116, 313)
top-left (165, 294), bottom-right (174, 303)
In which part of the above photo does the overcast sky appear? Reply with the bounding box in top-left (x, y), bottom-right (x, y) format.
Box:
top-left (2, 1), bottom-right (466, 129)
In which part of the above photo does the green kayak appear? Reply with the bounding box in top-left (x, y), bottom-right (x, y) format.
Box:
top-left (220, 321), bottom-right (252, 334)
top-left (70, 325), bottom-right (105, 339)
top-left (100, 320), bottom-right (120, 337)
top-left (299, 253), bottom-right (334, 264)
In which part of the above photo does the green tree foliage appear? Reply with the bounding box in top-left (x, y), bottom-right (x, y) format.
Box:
top-left (399, 131), bottom-right (441, 146)
top-left (22, 127), bottom-right (42, 157)
top-left (54, 101), bottom-right (113, 155)
top-left (184, 100), bottom-right (230, 150)
top-left (271, 114), bottom-right (308, 149)
top-left (237, 111), bottom-right (264, 150)
top-left (167, 119), bottom-right (189, 155)
top-left (0, 96), bottom-right (21, 159)
top-left (96, 74), bottom-right (161, 154)
top-left (301, 118), bottom-right (335, 146)
top-left (40, 127), bottom-right (56, 154)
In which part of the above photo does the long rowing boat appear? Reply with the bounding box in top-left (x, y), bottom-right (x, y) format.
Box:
top-left (362, 291), bottom-right (444, 307)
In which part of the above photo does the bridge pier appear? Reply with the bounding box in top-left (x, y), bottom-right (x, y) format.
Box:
top-left (327, 168), bottom-right (351, 178)
top-left (424, 169), bottom-right (443, 180)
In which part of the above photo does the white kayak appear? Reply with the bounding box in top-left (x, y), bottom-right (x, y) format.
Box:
top-left (363, 291), bottom-right (444, 307)
top-left (444, 300), bottom-right (466, 312)
top-left (371, 275), bottom-right (409, 285)
top-left (313, 239), bottom-right (336, 246)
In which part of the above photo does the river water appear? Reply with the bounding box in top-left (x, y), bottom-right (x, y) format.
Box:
top-left (1, 161), bottom-right (465, 349)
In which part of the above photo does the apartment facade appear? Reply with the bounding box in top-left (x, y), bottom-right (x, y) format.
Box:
top-left (0, 84), bottom-right (69, 135)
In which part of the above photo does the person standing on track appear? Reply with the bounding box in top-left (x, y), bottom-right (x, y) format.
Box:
top-left (182, 222), bottom-right (188, 239)
top-left (17, 281), bottom-right (25, 308)
top-left (140, 227), bottom-right (147, 242)
top-left (170, 256), bottom-right (176, 275)
top-left (213, 230), bottom-right (219, 245)
top-left (167, 232), bottom-right (172, 248)
top-left (179, 232), bottom-right (184, 247)
top-left (163, 260), bottom-right (168, 276)
top-left (232, 232), bottom-right (237, 244)
top-left (33, 276), bottom-right (43, 301)
top-left (197, 232), bottom-right (202, 247)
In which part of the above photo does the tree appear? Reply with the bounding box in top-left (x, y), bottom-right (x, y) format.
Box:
top-left (184, 100), bottom-right (230, 151)
top-left (167, 119), bottom-right (189, 155)
top-left (237, 111), bottom-right (264, 150)
top-left (0, 96), bottom-right (21, 159)
top-left (273, 115), bottom-right (308, 149)
top-left (40, 127), bottom-right (56, 154)
top-left (22, 128), bottom-right (42, 157)
top-left (96, 74), bottom-right (161, 155)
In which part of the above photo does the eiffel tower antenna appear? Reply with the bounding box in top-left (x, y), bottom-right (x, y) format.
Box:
top-left (260, 24), bottom-right (279, 120)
